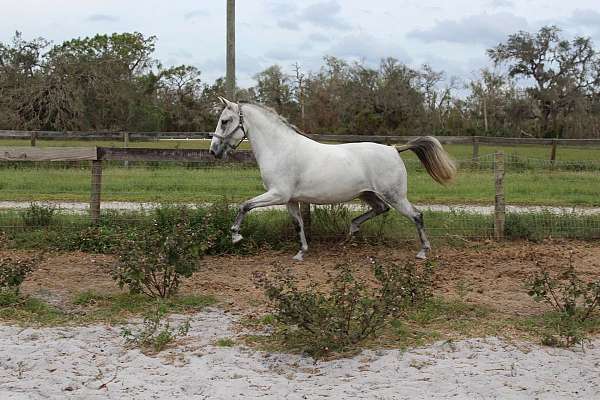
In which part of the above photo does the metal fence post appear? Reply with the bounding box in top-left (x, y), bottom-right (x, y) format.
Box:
top-left (90, 160), bottom-right (103, 225)
top-left (301, 203), bottom-right (311, 241)
top-left (494, 151), bottom-right (505, 240)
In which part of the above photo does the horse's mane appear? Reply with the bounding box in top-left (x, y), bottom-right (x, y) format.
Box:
top-left (240, 101), bottom-right (309, 138)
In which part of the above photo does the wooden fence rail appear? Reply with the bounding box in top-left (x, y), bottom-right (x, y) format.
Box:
top-left (2, 130), bottom-right (598, 165)
top-left (2, 130), bottom-right (600, 146)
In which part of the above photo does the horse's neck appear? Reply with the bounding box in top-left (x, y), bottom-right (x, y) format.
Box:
top-left (244, 107), bottom-right (298, 169)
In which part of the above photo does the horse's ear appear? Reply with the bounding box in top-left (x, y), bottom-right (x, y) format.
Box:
top-left (219, 97), bottom-right (237, 109)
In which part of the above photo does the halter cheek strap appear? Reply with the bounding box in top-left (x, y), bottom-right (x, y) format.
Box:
top-left (212, 106), bottom-right (247, 151)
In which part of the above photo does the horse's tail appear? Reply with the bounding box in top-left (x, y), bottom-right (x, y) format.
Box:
top-left (396, 136), bottom-right (456, 185)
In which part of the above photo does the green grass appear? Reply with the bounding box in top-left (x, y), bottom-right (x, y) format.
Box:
top-left (1, 139), bottom-right (599, 206)
top-left (0, 291), bottom-right (215, 326)
top-left (215, 337), bottom-right (236, 347)
top-left (0, 164), bottom-right (598, 206)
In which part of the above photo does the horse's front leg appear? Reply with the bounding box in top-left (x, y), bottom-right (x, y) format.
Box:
top-left (231, 190), bottom-right (287, 243)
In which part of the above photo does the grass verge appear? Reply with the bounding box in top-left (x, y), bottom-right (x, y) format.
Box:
top-left (0, 291), bottom-right (215, 326)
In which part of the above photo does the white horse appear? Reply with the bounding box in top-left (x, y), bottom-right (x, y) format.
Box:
top-left (209, 98), bottom-right (456, 261)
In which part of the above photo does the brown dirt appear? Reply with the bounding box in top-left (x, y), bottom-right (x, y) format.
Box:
top-left (11, 239), bottom-right (600, 316)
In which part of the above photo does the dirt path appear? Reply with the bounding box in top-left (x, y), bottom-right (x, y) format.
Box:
top-left (2, 200), bottom-right (600, 215)
top-left (16, 240), bottom-right (600, 316)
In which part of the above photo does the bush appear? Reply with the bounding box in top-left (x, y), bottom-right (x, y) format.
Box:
top-left (255, 261), bottom-right (433, 358)
top-left (121, 301), bottom-right (191, 353)
top-left (112, 208), bottom-right (208, 298)
top-left (526, 255), bottom-right (600, 347)
top-left (0, 255), bottom-right (40, 297)
top-left (20, 204), bottom-right (55, 227)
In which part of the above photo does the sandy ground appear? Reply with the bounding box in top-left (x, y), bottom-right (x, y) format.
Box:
top-left (2, 242), bottom-right (600, 399)
top-left (2, 200), bottom-right (600, 215)
top-left (0, 309), bottom-right (598, 400)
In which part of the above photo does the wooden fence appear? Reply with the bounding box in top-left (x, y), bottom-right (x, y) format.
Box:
top-left (2, 130), bottom-right (600, 163)
top-left (0, 145), bottom-right (508, 239)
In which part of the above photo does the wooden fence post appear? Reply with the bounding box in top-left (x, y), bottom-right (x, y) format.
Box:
top-left (30, 131), bottom-right (37, 147)
top-left (90, 160), bottom-right (103, 225)
top-left (301, 203), bottom-right (311, 241)
top-left (472, 137), bottom-right (479, 165)
top-left (123, 132), bottom-right (129, 168)
top-left (550, 139), bottom-right (557, 167)
top-left (494, 151), bottom-right (505, 240)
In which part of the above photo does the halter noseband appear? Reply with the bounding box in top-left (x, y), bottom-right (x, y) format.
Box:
top-left (212, 105), bottom-right (247, 151)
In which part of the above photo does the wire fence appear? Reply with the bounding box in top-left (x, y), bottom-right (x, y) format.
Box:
top-left (0, 153), bottom-right (599, 245)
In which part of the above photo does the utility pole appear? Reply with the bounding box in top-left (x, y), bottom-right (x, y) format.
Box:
top-left (226, 0), bottom-right (236, 100)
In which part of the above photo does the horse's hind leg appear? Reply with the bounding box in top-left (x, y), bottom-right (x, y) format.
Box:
top-left (384, 194), bottom-right (431, 259)
top-left (287, 202), bottom-right (308, 261)
top-left (349, 192), bottom-right (390, 237)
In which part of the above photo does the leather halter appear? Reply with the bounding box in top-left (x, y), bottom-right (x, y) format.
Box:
top-left (211, 105), bottom-right (247, 151)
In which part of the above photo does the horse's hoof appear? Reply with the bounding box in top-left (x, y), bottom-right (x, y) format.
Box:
top-left (232, 233), bottom-right (243, 244)
top-left (292, 252), bottom-right (304, 261)
top-left (416, 250), bottom-right (428, 260)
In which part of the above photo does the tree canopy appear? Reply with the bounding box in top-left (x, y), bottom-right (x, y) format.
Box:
top-left (1, 27), bottom-right (600, 138)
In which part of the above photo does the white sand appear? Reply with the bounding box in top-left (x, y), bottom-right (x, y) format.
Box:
top-left (0, 309), bottom-right (598, 400)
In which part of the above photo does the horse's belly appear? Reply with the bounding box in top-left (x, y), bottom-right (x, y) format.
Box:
top-left (293, 170), bottom-right (371, 204)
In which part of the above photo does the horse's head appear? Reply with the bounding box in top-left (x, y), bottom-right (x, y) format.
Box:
top-left (210, 97), bottom-right (246, 159)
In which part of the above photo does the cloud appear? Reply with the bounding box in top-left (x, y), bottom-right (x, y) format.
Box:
top-left (264, 48), bottom-right (298, 61)
top-left (276, 19), bottom-right (301, 31)
top-left (184, 10), bottom-right (209, 21)
top-left (307, 32), bottom-right (331, 43)
top-left (86, 14), bottom-right (119, 23)
top-left (488, 0), bottom-right (514, 8)
top-left (270, 0), bottom-right (350, 32)
top-left (407, 12), bottom-right (529, 46)
top-left (300, 0), bottom-right (350, 31)
top-left (567, 9), bottom-right (600, 27)
top-left (267, 1), bottom-right (298, 16)
top-left (169, 49), bottom-right (193, 60)
top-left (329, 32), bottom-right (412, 64)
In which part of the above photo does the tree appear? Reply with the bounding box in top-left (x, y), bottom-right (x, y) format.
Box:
top-left (253, 65), bottom-right (295, 116)
top-left (488, 26), bottom-right (600, 137)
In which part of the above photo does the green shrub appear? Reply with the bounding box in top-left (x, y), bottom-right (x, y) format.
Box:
top-left (112, 208), bottom-right (207, 298)
top-left (526, 255), bottom-right (600, 347)
top-left (0, 255), bottom-right (40, 296)
top-left (20, 204), bottom-right (55, 227)
top-left (255, 261), bottom-right (433, 358)
top-left (121, 301), bottom-right (191, 353)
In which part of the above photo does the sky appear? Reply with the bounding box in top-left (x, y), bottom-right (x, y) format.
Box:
top-left (2, 0), bottom-right (600, 87)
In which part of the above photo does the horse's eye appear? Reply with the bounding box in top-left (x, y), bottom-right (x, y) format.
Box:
top-left (221, 119), bottom-right (228, 126)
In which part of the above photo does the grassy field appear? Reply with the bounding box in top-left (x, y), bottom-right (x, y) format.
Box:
top-left (1, 139), bottom-right (599, 206)
top-left (0, 164), bottom-right (598, 206)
